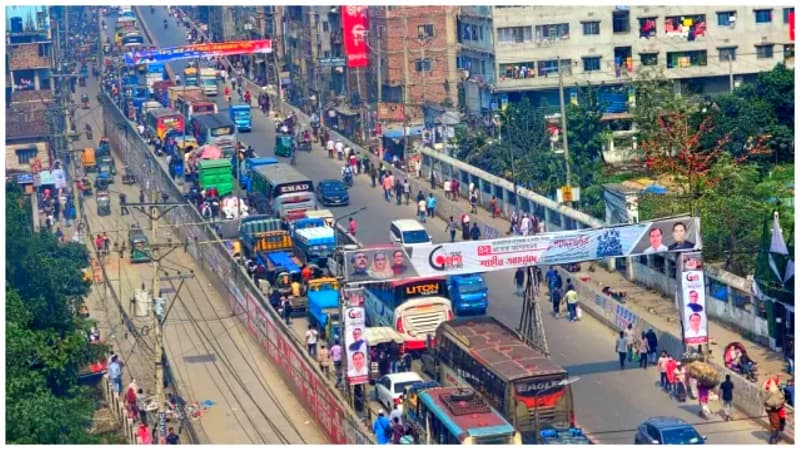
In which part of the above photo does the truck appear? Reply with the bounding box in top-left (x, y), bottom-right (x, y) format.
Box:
top-left (183, 66), bottom-right (199, 87)
top-left (235, 156), bottom-right (279, 191)
top-left (306, 277), bottom-right (341, 340)
top-left (292, 221), bottom-right (336, 267)
top-left (229, 103), bottom-right (252, 132)
top-left (448, 274), bottom-right (489, 316)
top-left (145, 63), bottom-right (166, 91)
top-left (167, 85), bottom-right (202, 110)
top-left (196, 159), bottom-right (234, 197)
top-left (151, 80), bottom-right (175, 107)
top-left (175, 91), bottom-right (217, 122)
top-left (191, 113), bottom-right (237, 159)
top-left (199, 67), bottom-right (218, 96)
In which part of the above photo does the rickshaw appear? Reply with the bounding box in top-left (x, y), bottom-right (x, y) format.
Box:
top-left (96, 190), bottom-right (111, 216)
top-left (128, 224), bottom-right (151, 263)
top-left (122, 166), bottom-right (136, 185)
top-left (274, 133), bottom-right (295, 157)
top-left (99, 156), bottom-right (116, 176)
top-left (78, 176), bottom-right (93, 196)
top-left (364, 327), bottom-right (405, 384)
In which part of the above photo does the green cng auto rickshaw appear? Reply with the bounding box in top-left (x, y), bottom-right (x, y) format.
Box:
top-left (128, 224), bottom-right (150, 263)
top-left (96, 191), bottom-right (111, 216)
top-left (274, 133), bottom-right (295, 157)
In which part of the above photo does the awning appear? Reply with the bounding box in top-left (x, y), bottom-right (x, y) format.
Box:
top-left (382, 126), bottom-right (424, 140)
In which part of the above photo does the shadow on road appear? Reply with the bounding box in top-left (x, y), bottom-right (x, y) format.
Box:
top-left (564, 360), bottom-right (623, 376)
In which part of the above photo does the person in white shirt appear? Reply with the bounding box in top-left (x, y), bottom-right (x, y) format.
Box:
top-left (335, 141), bottom-right (345, 159)
top-left (520, 214), bottom-right (531, 236)
top-left (305, 326), bottom-right (319, 357)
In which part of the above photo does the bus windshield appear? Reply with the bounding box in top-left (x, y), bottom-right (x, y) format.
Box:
top-left (458, 280), bottom-right (486, 295)
top-left (201, 78), bottom-right (216, 87)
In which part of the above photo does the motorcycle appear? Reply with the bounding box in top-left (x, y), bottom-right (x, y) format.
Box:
top-left (343, 171), bottom-right (353, 187)
top-left (85, 124), bottom-right (93, 141)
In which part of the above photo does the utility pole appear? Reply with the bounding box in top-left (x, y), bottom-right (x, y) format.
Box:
top-left (557, 57), bottom-right (572, 189)
top-left (376, 32), bottom-right (382, 104)
top-left (728, 54), bottom-right (734, 93)
top-left (402, 12), bottom-right (410, 163)
top-left (517, 276), bottom-right (549, 357)
top-left (150, 191), bottom-right (165, 444)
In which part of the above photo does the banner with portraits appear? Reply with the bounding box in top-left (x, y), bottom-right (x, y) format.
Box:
top-left (343, 246), bottom-right (418, 283)
top-left (343, 306), bottom-right (368, 385)
top-left (678, 252), bottom-right (709, 346)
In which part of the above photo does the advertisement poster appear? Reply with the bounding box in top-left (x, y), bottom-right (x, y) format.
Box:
top-left (342, 286), bottom-right (365, 307)
top-left (343, 246), bottom-right (417, 283)
top-left (406, 217), bottom-right (701, 277)
top-left (678, 252), bottom-right (708, 346)
top-left (125, 39), bottom-right (272, 65)
top-left (344, 306), bottom-right (368, 385)
top-left (341, 6), bottom-right (369, 68)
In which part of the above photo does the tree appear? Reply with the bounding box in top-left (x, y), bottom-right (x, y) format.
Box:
top-left (629, 67), bottom-right (693, 146)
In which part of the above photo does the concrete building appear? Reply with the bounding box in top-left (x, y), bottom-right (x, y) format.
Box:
top-left (459, 5), bottom-right (795, 113)
top-left (207, 6), bottom-right (236, 43)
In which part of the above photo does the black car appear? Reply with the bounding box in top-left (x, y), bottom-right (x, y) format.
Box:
top-left (316, 179), bottom-right (350, 206)
top-left (634, 416), bottom-right (706, 445)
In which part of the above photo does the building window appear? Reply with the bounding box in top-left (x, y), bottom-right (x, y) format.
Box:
top-left (639, 17), bottom-right (656, 38)
top-left (582, 56), bottom-right (601, 72)
top-left (418, 24), bottom-right (435, 40)
top-left (415, 58), bottom-right (432, 72)
top-left (535, 23), bottom-right (569, 40)
top-left (640, 53), bottom-right (658, 65)
top-left (718, 47), bottom-right (736, 61)
top-left (582, 21), bottom-right (600, 35)
top-left (612, 10), bottom-right (630, 33)
top-left (784, 7), bottom-right (795, 23)
top-left (755, 9), bottom-right (773, 23)
top-left (500, 62), bottom-right (535, 79)
top-left (665, 15), bottom-right (706, 39)
top-left (322, 21), bottom-right (329, 32)
top-left (537, 59), bottom-right (570, 77)
top-left (666, 50), bottom-right (707, 68)
top-left (785, 44), bottom-right (795, 62)
top-left (756, 44), bottom-right (774, 59)
top-left (38, 43), bottom-right (49, 57)
top-left (497, 26), bottom-right (532, 44)
top-left (717, 11), bottom-right (737, 26)
top-left (16, 147), bottom-right (37, 165)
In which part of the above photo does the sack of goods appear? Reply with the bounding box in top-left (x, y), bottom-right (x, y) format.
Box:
top-left (685, 361), bottom-right (722, 388)
top-left (764, 390), bottom-right (785, 410)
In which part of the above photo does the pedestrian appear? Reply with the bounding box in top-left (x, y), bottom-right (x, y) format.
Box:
top-left (646, 328), bottom-right (658, 364)
top-left (95, 233), bottom-right (104, 257)
top-left (470, 222), bottom-right (481, 240)
top-left (564, 285), bottom-right (578, 322)
top-left (108, 355), bottom-right (123, 395)
top-left (764, 387), bottom-right (785, 444)
top-left (55, 226), bottom-right (64, 243)
top-left (330, 341), bottom-right (343, 377)
top-left (389, 404), bottom-right (403, 425)
top-left (382, 171), bottom-right (394, 202)
top-left (103, 232), bottom-right (111, 255)
top-left (318, 344), bottom-right (332, 376)
top-left (136, 388), bottom-right (147, 423)
top-left (520, 213), bottom-right (531, 236)
top-left (280, 296), bottom-right (293, 325)
top-left (551, 285), bottom-right (563, 318)
top-left (665, 355), bottom-right (677, 395)
top-left (305, 325), bottom-right (319, 357)
top-left (451, 178), bottom-right (459, 199)
top-left (165, 427), bottom-right (180, 444)
top-left (509, 209), bottom-right (518, 234)
top-left (625, 323), bottom-right (635, 362)
top-left (139, 189), bottom-right (145, 204)
top-left (426, 193), bottom-right (437, 218)
top-left (391, 416), bottom-right (405, 444)
top-left (349, 217), bottom-right (357, 236)
top-left (443, 178), bottom-right (452, 200)
top-left (616, 331), bottom-right (629, 369)
top-left (136, 422), bottom-right (152, 445)
top-left (373, 410), bottom-right (392, 445)
top-left (446, 216), bottom-right (458, 243)
top-left (430, 170), bottom-right (436, 190)
top-left (638, 332), bottom-right (650, 369)
top-left (394, 179), bottom-right (403, 206)
top-left (469, 191), bottom-right (478, 214)
top-left (461, 216), bottom-right (470, 240)
top-left (719, 374), bottom-right (734, 421)
top-left (369, 165), bottom-right (377, 188)
top-left (514, 268), bottom-right (525, 296)
top-left (403, 179), bottom-right (411, 205)
top-left (120, 192), bottom-right (129, 215)
top-left (388, 341), bottom-right (401, 373)
top-left (417, 197), bottom-right (427, 222)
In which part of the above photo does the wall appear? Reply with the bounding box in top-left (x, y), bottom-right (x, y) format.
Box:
top-left (100, 93), bottom-right (374, 445)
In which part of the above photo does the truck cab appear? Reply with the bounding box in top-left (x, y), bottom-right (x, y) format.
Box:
top-left (448, 274), bottom-right (489, 316)
top-left (306, 277), bottom-right (340, 339)
top-left (293, 225), bottom-right (336, 267)
top-left (229, 103), bottom-right (252, 132)
top-left (199, 68), bottom-right (218, 96)
top-left (236, 156), bottom-right (278, 191)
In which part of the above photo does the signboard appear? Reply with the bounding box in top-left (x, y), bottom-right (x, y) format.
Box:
top-left (376, 102), bottom-right (405, 122)
top-left (407, 217), bottom-right (702, 277)
top-left (678, 252), bottom-right (708, 346)
top-left (341, 6), bottom-right (369, 68)
top-left (557, 185), bottom-right (580, 203)
top-left (278, 182), bottom-right (311, 194)
top-left (124, 39), bottom-right (272, 65)
top-left (319, 57), bottom-right (346, 67)
top-left (344, 306), bottom-right (368, 385)
top-left (343, 246), bottom-right (418, 283)
top-left (342, 286), bottom-right (365, 307)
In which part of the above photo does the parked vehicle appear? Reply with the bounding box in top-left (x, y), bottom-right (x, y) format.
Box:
top-left (634, 416), bottom-right (706, 445)
top-left (293, 224), bottom-right (336, 266)
top-left (129, 224), bottom-right (150, 263)
top-left (96, 191), bottom-right (111, 216)
top-left (374, 372), bottom-right (424, 412)
top-left (306, 277), bottom-right (340, 339)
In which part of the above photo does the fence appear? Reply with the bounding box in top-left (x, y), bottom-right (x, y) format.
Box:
top-left (101, 93), bottom-right (374, 445)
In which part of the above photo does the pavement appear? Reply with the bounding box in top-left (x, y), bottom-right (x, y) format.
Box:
top-left (140, 7), bottom-right (789, 444)
top-left (67, 10), bottom-right (330, 445)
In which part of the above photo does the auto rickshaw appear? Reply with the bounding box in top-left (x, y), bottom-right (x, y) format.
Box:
top-left (95, 171), bottom-right (111, 191)
top-left (128, 224), bottom-right (151, 263)
top-left (96, 190), bottom-right (111, 216)
top-left (365, 327), bottom-right (405, 384)
top-left (274, 133), bottom-right (295, 157)
top-left (122, 166), bottom-right (136, 184)
top-left (98, 155), bottom-right (116, 176)
top-left (81, 93), bottom-right (90, 109)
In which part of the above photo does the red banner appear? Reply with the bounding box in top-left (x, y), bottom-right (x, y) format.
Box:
top-left (790, 11), bottom-right (795, 42)
top-left (341, 6), bottom-right (369, 68)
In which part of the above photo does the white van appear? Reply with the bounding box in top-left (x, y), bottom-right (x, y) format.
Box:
top-left (390, 219), bottom-right (432, 247)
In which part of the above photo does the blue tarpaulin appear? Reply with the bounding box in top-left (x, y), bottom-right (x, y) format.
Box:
top-left (382, 126), bottom-right (424, 140)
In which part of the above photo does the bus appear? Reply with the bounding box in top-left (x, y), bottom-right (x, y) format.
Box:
top-left (146, 108), bottom-right (185, 141)
top-left (121, 32), bottom-right (144, 48)
top-left (191, 113), bottom-right (236, 158)
top-left (250, 163), bottom-right (316, 221)
top-left (145, 63), bottom-right (166, 90)
top-left (403, 382), bottom-right (522, 445)
top-left (175, 91), bottom-right (217, 121)
top-left (183, 67), bottom-right (199, 87)
top-left (422, 316), bottom-right (586, 444)
top-left (364, 277), bottom-right (453, 352)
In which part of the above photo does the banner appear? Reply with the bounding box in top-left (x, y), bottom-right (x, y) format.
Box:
top-left (678, 252), bottom-right (708, 346)
top-left (124, 39), bottom-right (272, 65)
top-left (343, 246), bottom-right (418, 283)
top-left (407, 217), bottom-right (701, 277)
top-left (344, 306), bottom-right (368, 385)
top-left (342, 286), bottom-right (365, 307)
top-left (341, 6), bottom-right (369, 68)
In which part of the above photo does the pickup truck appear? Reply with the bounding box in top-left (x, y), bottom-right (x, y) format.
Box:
top-left (305, 277), bottom-right (340, 340)
top-left (293, 225), bottom-right (336, 267)
top-left (448, 274), bottom-right (489, 316)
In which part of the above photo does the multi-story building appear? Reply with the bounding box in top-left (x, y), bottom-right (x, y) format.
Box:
top-left (207, 6), bottom-right (236, 43)
top-left (459, 5), bottom-right (795, 113)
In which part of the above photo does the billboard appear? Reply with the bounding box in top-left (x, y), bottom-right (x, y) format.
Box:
top-left (124, 39), bottom-right (272, 66)
top-left (341, 6), bottom-right (369, 68)
top-left (344, 306), bottom-right (368, 385)
top-left (678, 252), bottom-right (708, 346)
top-left (343, 246), bottom-right (418, 283)
top-left (342, 286), bottom-right (365, 307)
top-left (407, 217), bottom-right (702, 277)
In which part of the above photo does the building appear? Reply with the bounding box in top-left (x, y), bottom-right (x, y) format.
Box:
top-left (207, 6), bottom-right (236, 43)
top-left (458, 5), bottom-right (795, 113)
top-left (368, 6), bottom-right (460, 123)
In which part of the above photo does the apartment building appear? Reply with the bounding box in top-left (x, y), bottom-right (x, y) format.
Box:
top-left (459, 5), bottom-right (795, 113)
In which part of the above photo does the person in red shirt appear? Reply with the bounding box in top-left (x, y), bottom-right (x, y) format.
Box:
top-left (301, 265), bottom-right (313, 284)
top-left (665, 356), bottom-right (678, 394)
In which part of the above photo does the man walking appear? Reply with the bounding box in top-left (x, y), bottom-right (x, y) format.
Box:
top-left (120, 192), bottom-right (129, 215)
top-left (108, 354), bottom-right (123, 395)
top-left (550, 285), bottom-right (563, 318)
top-left (514, 268), bottom-right (525, 296)
top-left (616, 331), bottom-right (629, 370)
top-left (305, 325), bottom-right (319, 357)
top-left (318, 344), bottom-right (332, 376)
top-left (564, 284), bottom-right (579, 322)
top-left (719, 374), bottom-right (734, 421)
top-left (446, 216), bottom-right (458, 243)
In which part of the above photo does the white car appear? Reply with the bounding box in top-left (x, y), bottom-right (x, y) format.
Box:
top-left (374, 372), bottom-right (424, 412)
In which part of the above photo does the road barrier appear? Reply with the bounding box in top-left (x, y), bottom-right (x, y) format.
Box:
top-left (100, 92), bottom-right (374, 445)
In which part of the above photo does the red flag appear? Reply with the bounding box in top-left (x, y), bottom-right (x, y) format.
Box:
top-left (790, 11), bottom-right (795, 41)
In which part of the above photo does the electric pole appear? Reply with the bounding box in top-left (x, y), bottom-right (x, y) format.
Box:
top-left (402, 12), bottom-right (410, 162)
top-left (557, 57), bottom-right (571, 189)
top-left (517, 277), bottom-right (549, 357)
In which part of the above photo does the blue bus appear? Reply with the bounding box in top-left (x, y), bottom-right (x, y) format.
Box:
top-left (403, 383), bottom-right (522, 445)
top-left (448, 274), bottom-right (488, 316)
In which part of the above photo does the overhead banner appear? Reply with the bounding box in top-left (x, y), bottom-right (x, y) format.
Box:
top-left (342, 287), bottom-right (366, 307)
top-left (678, 252), bottom-right (709, 346)
top-left (343, 246), bottom-right (417, 284)
top-left (124, 39), bottom-right (272, 66)
top-left (407, 217), bottom-right (702, 277)
top-left (344, 306), bottom-right (368, 385)
top-left (341, 6), bottom-right (369, 68)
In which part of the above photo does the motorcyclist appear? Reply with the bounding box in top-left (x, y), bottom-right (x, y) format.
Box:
top-left (341, 165), bottom-right (354, 187)
top-left (164, 19), bottom-right (168, 29)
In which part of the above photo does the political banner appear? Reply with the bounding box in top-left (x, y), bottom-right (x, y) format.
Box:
top-left (124, 39), bottom-right (272, 65)
top-left (344, 306), bottom-right (368, 385)
top-left (678, 252), bottom-right (708, 346)
top-left (343, 246), bottom-right (417, 284)
top-left (341, 6), bottom-right (369, 68)
top-left (407, 217), bottom-right (701, 277)
top-left (342, 286), bottom-right (365, 307)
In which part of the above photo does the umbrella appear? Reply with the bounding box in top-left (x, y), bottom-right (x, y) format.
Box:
top-left (643, 184), bottom-right (668, 195)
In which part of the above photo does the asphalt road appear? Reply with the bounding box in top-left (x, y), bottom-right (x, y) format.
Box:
top-left (139, 7), bottom-right (769, 444)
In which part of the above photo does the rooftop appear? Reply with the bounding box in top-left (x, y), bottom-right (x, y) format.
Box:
top-left (6, 90), bottom-right (53, 141)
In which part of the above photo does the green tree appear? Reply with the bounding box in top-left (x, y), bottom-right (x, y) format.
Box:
top-left (629, 67), bottom-right (693, 146)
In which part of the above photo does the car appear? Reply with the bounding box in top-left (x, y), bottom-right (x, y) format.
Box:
top-left (634, 416), bottom-right (706, 445)
top-left (316, 179), bottom-right (350, 206)
top-left (374, 371), bottom-right (424, 412)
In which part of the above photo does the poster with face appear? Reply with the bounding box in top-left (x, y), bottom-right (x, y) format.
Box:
top-left (678, 252), bottom-right (708, 345)
top-left (344, 306), bottom-right (368, 385)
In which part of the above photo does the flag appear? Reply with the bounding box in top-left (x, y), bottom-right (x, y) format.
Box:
top-left (755, 210), bottom-right (794, 303)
